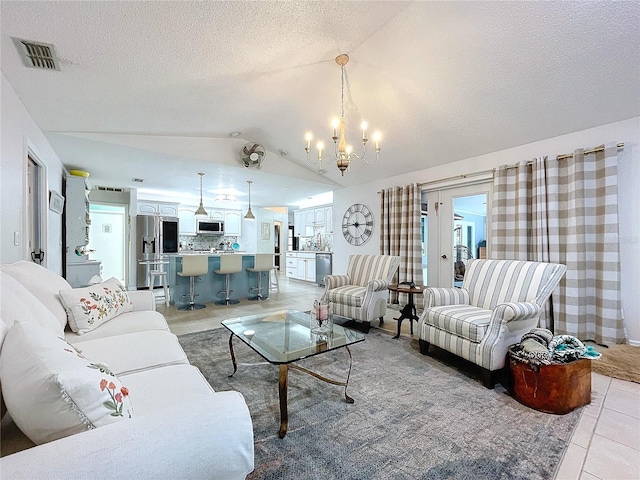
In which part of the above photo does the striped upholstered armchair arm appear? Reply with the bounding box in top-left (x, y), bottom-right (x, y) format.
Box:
top-left (423, 287), bottom-right (470, 308)
top-left (365, 279), bottom-right (391, 293)
top-left (321, 274), bottom-right (351, 300)
top-left (490, 301), bottom-right (541, 324)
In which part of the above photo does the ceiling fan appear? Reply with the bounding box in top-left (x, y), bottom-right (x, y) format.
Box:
top-left (240, 143), bottom-right (266, 169)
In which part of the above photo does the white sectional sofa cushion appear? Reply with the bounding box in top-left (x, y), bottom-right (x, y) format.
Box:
top-left (1, 260), bottom-right (71, 329)
top-left (0, 273), bottom-right (62, 338)
top-left (59, 277), bottom-right (134, 334)
top-left (72, 330), bottom-right (189, 376)
top-left (64, 309), bottom-right (169, 342)
top-left (0, 321), bottom-right (133, 445)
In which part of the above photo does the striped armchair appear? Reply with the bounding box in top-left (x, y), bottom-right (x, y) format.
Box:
top-left (418, 259), bottom-right (566, 388)
top-left (322, 255), bottom-right (400, 333)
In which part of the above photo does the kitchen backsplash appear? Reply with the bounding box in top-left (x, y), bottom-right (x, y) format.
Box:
top-left (179, 235), bottom-right (238, 251)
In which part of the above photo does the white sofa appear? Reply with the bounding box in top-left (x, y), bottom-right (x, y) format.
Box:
top-left (0, 260), bottom-right (254, 479)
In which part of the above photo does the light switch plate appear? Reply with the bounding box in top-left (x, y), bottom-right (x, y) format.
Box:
top-left (14, 231), bottom-right (20, 246)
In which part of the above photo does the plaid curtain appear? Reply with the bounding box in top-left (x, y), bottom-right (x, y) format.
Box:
top-left (491, 144), bottom-right (625, 344)
top-left (380, 184), bottom-right (423, 304)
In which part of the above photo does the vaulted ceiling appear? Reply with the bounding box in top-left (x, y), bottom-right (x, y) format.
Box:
top-left (2, 1), bottom-right (638, 208)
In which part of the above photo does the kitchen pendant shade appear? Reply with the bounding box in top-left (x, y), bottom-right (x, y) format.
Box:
top-left (195, 203), bottom-right (208, 216)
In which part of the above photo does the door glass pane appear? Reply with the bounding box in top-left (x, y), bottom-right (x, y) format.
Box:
top-left (453, 194), bottom-right (487, 286)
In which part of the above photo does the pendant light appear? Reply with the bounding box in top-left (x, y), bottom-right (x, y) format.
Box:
top-left (244, 180), bottom-right (255, 220)
top-left (194, 172), bottom-right (208, 216)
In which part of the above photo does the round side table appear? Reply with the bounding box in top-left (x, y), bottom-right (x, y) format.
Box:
top-left (387, 284), bottom-right (425, 339)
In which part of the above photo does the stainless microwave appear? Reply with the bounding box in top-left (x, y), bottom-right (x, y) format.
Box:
top-left (196, 220), bottom-right (224, 235)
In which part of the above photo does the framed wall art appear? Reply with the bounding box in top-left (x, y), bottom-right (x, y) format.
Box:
top-left (261, 222), bottom-right (270, 240)
top-left (49, 190), bottom-right (65, 214)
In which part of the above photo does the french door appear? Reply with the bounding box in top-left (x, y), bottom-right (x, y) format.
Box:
top-left (423, 182), bottom-right (492, 287)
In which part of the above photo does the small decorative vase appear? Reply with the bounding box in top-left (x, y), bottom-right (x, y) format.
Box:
top-left (310, 300), bottom-right (333, 335)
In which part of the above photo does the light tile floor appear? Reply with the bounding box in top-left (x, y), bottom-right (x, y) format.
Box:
top-left (155, 273), bottom-right (640, 480)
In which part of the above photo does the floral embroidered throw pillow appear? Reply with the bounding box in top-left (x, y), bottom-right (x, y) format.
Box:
top-left (57, 362), bottom-right (133, 429)
top-left (0, 321), bottom-right (133, 445)
top-left (60, 277), bottom-right (134, 334)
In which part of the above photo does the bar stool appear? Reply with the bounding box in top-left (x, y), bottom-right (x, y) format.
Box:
top-left (149, 269), bottom-right (170, 307)
top-left (177, 255), bottom-right (208, 310)
top-left (269, 266), bottom-right (280, 293)
top-left (247, 254), bottom-right (274, 301)
top-left (214, 254), bottom-right (243, 305)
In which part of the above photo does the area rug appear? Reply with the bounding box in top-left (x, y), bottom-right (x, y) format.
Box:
top-left (590, 343), bottom-right (640, 384)
top-left (178, 328), bottom-right (581, 480)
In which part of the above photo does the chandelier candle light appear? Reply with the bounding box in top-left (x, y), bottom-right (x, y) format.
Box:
top-left (305, 54), bottom-right (381, 176)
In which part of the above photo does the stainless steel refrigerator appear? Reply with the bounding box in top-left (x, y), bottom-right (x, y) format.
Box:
top-left (136, 215), bottom-right (179, 288)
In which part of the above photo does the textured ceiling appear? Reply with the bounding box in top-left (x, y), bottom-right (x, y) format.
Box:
top-left (1, 1), bottom-right (639, 208)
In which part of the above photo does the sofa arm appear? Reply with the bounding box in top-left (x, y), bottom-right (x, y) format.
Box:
top-left (0, 393), bottom-right (254, 480)
top-left (127, 290), bottom-right (157, 312)
top-left (365, 279), bottom-right (391, 293)
top-left (423, 287), bottom-right (470, 308)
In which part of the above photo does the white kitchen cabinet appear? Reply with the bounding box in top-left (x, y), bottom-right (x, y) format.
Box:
top-left (138, 201), bottom-right (179, 216)
top-left (286, 252), bottom-right (316, 282)
top-left (208, 209), bottom-right (224, 221)
top-left (304, 256), bottom-right (316, 282)
top-left (294, 211), bottom-right (304, 236)
top-left (224, 210), bottom-right (242, 236)
top-left (178, 207), bottom-right (196, 235)
top-left (325, 206), bottom-right (333, 233)
top-left (314, 208), bottom-right (325, 225)
top-left (304, 210), bottom-right (314, 228)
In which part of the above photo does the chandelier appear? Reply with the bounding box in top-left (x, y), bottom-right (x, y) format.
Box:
top-left (304, 54), bottom-right (381, 176)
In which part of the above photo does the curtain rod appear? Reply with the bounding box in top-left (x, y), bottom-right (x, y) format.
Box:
top-left (376, 170), bottom-right (494, 193)
top-left (378, 143), bottom-right (625, 191)
top-left (555, 142), bottom-right (624, 160)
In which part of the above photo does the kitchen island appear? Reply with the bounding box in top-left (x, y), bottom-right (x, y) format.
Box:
top-left (168, 253), bottom-right (270, 306)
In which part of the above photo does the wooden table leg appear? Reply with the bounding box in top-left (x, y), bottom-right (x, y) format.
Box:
top-left (278, 364), bottom-right (289, 438)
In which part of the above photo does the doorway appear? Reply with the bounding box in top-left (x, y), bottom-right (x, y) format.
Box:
top-left (423, 183), bottom-right (491, 287)
top-left (274, 221), bottom-right (282, 269)
top-left (88, 204), bottom-right (127, 284)
top-left (26, 155), bottom-right (46, 265)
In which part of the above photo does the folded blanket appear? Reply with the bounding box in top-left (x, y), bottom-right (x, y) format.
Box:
top-left (510, 329), bottom-right (601, 368)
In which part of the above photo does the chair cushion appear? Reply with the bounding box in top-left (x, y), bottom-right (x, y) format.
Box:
top-left (0, 321), bottom-right (133, 445)
top-left (347, 255), bottom-right (399, 287)
top-left (422, 305), bottom-right (492, 343)
top-left (59, 278), bottom-right (134, 335)
top-left (463, 260), bottom-right (558, 310)
top-left (326, 285), bottom-right (366, 308)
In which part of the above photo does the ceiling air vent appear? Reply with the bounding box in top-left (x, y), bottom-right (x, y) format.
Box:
top-left (96, 186), bottom-right (124, 192)
top-left (12, 38), bottom-right (60, 71)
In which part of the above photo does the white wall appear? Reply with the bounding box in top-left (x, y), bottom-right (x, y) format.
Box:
top-left (332, 117), bottom-right (640, 343)
top-left (1, 74), bottom-right (67, 274)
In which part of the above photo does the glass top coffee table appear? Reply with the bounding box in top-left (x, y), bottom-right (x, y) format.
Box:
top-left (222, 309), bottom-right (365, 438)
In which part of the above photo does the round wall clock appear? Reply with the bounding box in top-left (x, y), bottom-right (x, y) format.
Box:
top-left (342, 204), bottom-right (374, 245)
